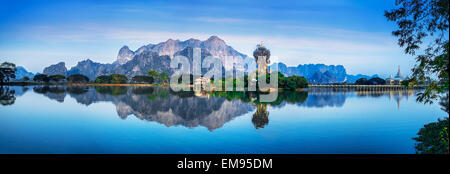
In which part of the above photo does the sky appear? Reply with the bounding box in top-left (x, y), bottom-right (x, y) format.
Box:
top-left (0, 0), bottom-right (419, 77)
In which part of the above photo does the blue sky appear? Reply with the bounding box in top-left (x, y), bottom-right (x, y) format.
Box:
top-left (0, 0), bottom-right (418, 77)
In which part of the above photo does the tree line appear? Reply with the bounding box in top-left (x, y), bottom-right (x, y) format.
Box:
top-left (2, 61), bottom-right (309, 89)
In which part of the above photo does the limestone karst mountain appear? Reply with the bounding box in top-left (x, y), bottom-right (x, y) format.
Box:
top-left (117, 36), bottom-right (246, 65)
top-left (43, 62), bottom-right (67, 76)
top-left (116, 46), bottom-right (135, 65)
top-left (14, 66), bottom-right (34, 80)
top-left (42, 36), bottom-right (249, 80)
top-left (65, 59), bottom-right (116, 80)
top-left (40, 36), bottom-right (375, 83)
top-left (270, 62), bottom-right (346, 83)
top-left (269, 62), bottom-right (377, 83)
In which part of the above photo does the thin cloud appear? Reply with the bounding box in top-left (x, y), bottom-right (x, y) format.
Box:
top-left (192, 17), bottom-right (247, 23)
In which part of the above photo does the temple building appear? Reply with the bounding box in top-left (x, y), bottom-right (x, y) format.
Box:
top-left (385, 65), bottom-right (405, 85)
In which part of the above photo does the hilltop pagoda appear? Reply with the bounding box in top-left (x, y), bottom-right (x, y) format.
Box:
top-left (253, 42), bottom-right (271, 75)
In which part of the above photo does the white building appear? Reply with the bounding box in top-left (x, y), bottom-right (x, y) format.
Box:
top-left (386, 65), bottom-right (405, 85)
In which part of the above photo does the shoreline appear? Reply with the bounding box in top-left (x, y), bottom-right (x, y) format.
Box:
top-left (3, 81), bottom-right (168, 87)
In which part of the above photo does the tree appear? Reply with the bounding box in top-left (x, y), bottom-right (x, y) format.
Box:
top-left (67, 74), bottom-right (89, 83)
top-left (147, 69), bottom-right (160, 82)
top-left (48, 74), bottom-right (66, 83)
top-left (33, 74), bottom-right (50, 82)
top-left (367, 77), bottom-right (386, 85)
top-left (110, 74), bottom-right (128, 84)
top-left (22, 76), bottom-right (30, 81)
top-left (159, 72), bottom-right (169, 84)
top-left (275, 72), bottom-right (286, 88)
top-left (413, 117), bottom-right (449, 154)
top-left (401, 78), bottom-right (413, 86)
top-left (95, 75), bottom-right (113, 83)
top-left (355, 78), bottom-right (368, 85)
top-left (285, 75), bottom-right (308, 90)
top-left (95, 74), bottom-right (128, 84)
top-left (0, 62), bottom-right (17, 85)
top-left (131, 75), bottom-right (154, 84)
top-left (385, 0), bottom-right (449, 104)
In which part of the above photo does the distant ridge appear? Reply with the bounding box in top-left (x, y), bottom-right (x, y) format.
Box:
top-left (14, 66), bottom-right (34, 80)
top-left (270, 62), bottom-right (378, 83)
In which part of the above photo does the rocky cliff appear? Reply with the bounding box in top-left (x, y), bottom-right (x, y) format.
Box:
top-left (43, 62), bottom-right (67, 76)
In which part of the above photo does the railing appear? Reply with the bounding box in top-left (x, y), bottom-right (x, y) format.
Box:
top-left (308, 84), bottom-right (426, 89)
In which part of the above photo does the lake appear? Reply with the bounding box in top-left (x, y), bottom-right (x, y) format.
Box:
top-left (0, 85), bottom-right (446, 154)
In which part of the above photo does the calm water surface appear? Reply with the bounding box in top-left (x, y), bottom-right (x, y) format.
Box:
top-left (0, 85), bottom-right (446, 154)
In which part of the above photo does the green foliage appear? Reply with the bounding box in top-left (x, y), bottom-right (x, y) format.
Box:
top-left (67, 74), bottom-right (89, 83)
top-left (439, 93), bottom-right (449, 114)
top-left (355, 78), bottom-right (368, 85)
top-left (66, 86), bottom-right (89, 95)
top-left (147, 69), bottom-right (160, 81)
top-left (401, 79), bottom-right (413, 87)
top-left (212, 90), bottom-right (308, 106)
top-left (95, 75), bottom-right (112, 83)
top-left (385, 0), bottom-right (449, 104)
top-left (146, 88), bottom-right (170, 101)
top-left (213, 72), bottom-right (307, 91)
top-left (111, 74), bottom-right (128, 84)
top-left (276, 72), bottom-right (286, 88)
top-left (413, 117), bottom-right (449, 154)
top-left (131, 75), bottom-right (154, 84)
top-left (48, 74), bottom-right (66, 83)
top-left (94, 86), bottom-right (127, 95)
top-left (0, 62), bottom-right (17, 85)
top-left (95, 74), bottom-right (128, 84)
top-left (355, 77), bottom-right (386, 85)
top-left (285, 75), bottom-right (308, 90)
top-left (22, 76), bottom-right (30, 81)
top-left (132, 87), bottom-right (154, 95)
top-left (33, 74), bottom-right (50, 82)
top-left (160, 72), bottom-right (169, 84)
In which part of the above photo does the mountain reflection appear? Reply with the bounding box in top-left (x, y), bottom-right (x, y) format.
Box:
top-left (2, 85), bottom-right (418, 130)
top-left (66, 86), bottom-right (255, 131)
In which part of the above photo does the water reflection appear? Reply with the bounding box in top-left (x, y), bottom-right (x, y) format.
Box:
top-left (33, 86), bottom-right (66, 102)
top-left (306, 88), bottom-right (415, 109)
top-left (67, 86), bottom-right (253, 131)
top-left (252, 104), bottom-right (269, 129)
top-left (2, 85), bottom-right (419, 131)
top-left (0, 86), bottom-right (16, 106)
top-left (413, 93), bottom-right (449, 154)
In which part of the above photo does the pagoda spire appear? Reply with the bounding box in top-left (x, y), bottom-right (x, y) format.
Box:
top-left (395, 65), bottom-right (403, 78)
